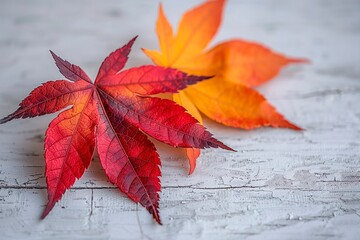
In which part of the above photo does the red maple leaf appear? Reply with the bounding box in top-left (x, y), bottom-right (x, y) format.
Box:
top-left (0, 36), bottom-right (233, 224)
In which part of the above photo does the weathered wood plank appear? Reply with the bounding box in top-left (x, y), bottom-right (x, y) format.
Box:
top-left (0, 0), bottom-right (359, 239)
top-left (0, 188), bottom-right (359, 240)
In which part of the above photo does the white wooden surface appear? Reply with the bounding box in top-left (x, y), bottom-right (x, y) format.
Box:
top-left (0, 0), bottom-right (360, 239)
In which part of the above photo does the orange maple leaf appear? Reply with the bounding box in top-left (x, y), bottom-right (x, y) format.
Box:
top-left (143, 0), bottom-right (308, 174)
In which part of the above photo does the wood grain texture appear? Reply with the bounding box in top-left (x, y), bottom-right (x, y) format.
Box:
top-left (0, 0), bottom-right (359, 239)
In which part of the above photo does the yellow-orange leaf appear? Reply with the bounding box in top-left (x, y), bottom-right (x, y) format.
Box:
top-left (174, 40), bottom-right (309, 87)
top-left (173, 92), bottom-right (203, 123)
top-left (144, 0), bottom-right (306, 173)
top-left (170, 0), bottom-right (225, 65)
top-left (185, 78), bottom-right (301, 130)
top-left (185, 148), bottom-right (201, 175)
top-left (156, 4), bottom-right (174, 64)
top-left (207, 40), bottom-right (308, 87)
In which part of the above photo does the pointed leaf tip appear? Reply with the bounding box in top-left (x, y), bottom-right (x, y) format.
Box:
top-left (49, 50), bottom-right (92, 83)
top-left (282, 121), bottom-right (303, 131)
top-left (149, 206), bottom-right (162, 225)
top-left (216, 140), bottom-right (236, 152)
top-left (95, 36), bottom-right (139, 83)
top-left (40, 201), bottom-right (56, 219)
top-left (0, 115), bottom-right (11, 124)
top-left (186, 148), bottom-right (200, 175)
top-left (126, 35), bottom-right (138, 49)
top-left (122, 35), bottom-right (138, 53)
top-left (286, 57), bottom-right (311, 64)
